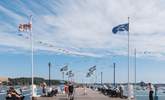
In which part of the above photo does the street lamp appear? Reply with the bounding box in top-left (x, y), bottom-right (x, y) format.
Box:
top-left (113, 63), bottom-right (116, 87)
top-left (101, 72), bottom-right (103, 85)
top-left (48, 62), bottom-right (51, 87)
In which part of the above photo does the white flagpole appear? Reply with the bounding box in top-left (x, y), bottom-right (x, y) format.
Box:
top-left (134, 48), bottom-right (137, 99)
top-left (95, 69), bottom-right (97, 84)
top-left (128, 17), bottom-right (130, 99)
top-left (29, 15), bottom-right (34, 97)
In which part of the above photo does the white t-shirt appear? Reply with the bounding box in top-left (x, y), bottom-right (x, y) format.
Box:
top-left (148, 84), bottom-right (154, 92)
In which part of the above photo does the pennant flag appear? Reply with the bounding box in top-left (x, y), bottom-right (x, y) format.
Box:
top-left (112, 23), bottom-right (129, 34)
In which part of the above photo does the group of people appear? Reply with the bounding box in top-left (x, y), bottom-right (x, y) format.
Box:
top-left (41, 82), bottom-right (58, 97)
top-left (5, 82), bottom-right (157, 100)
top-left (6, 87), bottom-right (24, 100)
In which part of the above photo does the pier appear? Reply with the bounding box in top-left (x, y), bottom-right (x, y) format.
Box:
top-left (35, 88), bottom-right (127, 100)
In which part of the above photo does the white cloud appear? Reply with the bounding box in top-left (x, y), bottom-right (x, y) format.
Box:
top-left (0, 0), bottom-right (165, 59)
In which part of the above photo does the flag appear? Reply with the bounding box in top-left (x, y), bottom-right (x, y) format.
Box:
top-left (69, 73), bottom-right (74, 77)
top-left (66, 70), bottom-right (72, 76)
top-left (18, 15), bottom-right (32, 32)
top-left (112, 23), bottom-right (129, 34)
top-left (60, 65), bottom-right (68, 72)
top-left (66, 70), bottom-right (72, 75)
top-left (66, 71), bottom-right (69, 75)
top-left (86, 72), bottom-right (91, 77)
top-left (89, 65), bottom-right (96, 72)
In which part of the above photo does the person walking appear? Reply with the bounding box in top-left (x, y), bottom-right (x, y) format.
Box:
top-left (148, 83), bottom-right (154, 100)
top-left (42, 82), bottom-right (47, 96)
top-left (68, 82), bottom-right (74, 100)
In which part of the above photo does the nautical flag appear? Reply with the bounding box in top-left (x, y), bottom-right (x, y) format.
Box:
top-left (112, 23), bottom-right (129, 34)
top-left (68, 73), bottom-right (74, 77)
top-left (66, 70), bottom-right (72, 76)
top-left (66, 70), bottom-right (72, 75)
top-left (89, 65), bottom-right (96, 72)
top-left (66, 71), bottom-right (69, 75)
top-left (86, 72), bottom-right (91, 77)
top-left (18, 15), bottom-right (32, 32)
top-left (60, 65), bottom-right (68, 72)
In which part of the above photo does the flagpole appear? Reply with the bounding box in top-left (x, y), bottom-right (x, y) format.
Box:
top-left (101, 72), bottom-right (103, 85)
top-left (113, 62), bottom-right (116, 87)
top-left (29, 15), bottom-right (34, 98)
top-left (62, 71), bottom-right (64, 81)
top-left (134, 48), bottom-right (137, 99)
top-left (128, 17), bottom-right (130, 99)
top-left (95, 69), bottom-right (97, 84)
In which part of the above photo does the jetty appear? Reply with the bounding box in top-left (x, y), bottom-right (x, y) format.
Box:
top-left (35, 87), bottom-right (127, 100)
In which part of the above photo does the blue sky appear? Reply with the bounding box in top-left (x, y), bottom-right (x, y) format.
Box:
top-left (0, 0), bottom-right (165, 83)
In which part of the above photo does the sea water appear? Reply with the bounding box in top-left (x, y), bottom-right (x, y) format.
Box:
top-left (135, 88), bottom-right (165, 100)
top-left (1, 86), bottom-right (165, 100)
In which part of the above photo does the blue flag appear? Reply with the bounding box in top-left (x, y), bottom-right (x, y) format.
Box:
top-left (112, 23), bottom-right (129, 34)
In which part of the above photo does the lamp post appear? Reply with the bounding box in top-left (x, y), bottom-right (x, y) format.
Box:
top-left (113, 63), bottom-right (116, 87)
top-left (101, 72), bottom-right (103, 85)
top-left (48, 62), bottom-right (51, 87)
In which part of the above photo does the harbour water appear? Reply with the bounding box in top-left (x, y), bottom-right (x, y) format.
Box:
top-left (1, 86), bottom-right (165, 100)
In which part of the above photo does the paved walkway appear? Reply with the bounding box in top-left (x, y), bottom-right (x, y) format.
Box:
top-left (74, 88), bottom-right (127, 100)
top-left (35, 88), bottom-right (127, 100)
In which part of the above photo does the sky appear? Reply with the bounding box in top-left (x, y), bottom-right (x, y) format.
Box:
top-left (0, 0), bottom-right (165, 83)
